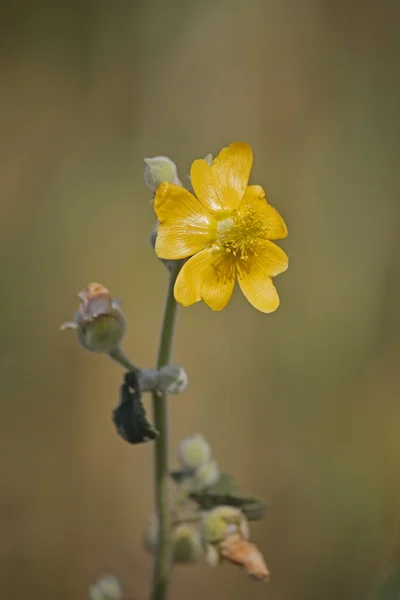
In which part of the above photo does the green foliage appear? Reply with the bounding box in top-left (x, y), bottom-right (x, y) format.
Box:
top-left (170, 470), bottom-right (267, 521)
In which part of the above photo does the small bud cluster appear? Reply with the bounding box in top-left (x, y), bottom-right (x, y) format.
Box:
top-left (143, 433), bottom-right (268, 578)
top-left (177, 434), bottom-right (220, 492)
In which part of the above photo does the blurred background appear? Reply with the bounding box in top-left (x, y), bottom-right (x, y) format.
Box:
top-left (1, 1), bottom-right (400, 599)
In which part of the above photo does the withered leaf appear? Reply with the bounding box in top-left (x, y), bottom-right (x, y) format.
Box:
top-left (113, 370), bottom-right (158, 444)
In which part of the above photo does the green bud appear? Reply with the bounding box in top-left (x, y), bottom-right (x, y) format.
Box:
top-left (89, 574), bottom-right (122, 600)
top-left (178, 434), bottom-right (212, 470)
top-left (159, 365), bottom-right (188, 394)
top-left (201, 506), bottom-right (245, 544)
top-left (61, 283), bottom-right (126, 353)
top-left (144, 156), bottom-right (182, 193)
top-left (193, 460), bottom-right (220, 490)
top-left (171, 524), bottom-right (203, 564)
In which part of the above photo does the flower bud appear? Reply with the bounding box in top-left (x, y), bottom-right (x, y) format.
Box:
top-left (138, 368), bottom-right (160, 392)
top-left (205, 543), bottom-right (220, 567)
top-left (178, 434), bottom-right (212, 471)
top-left (89, 574), bottom-right (123, 600)
top-left (61, 283), bottom-right (126, 353)
top-left (201, 506), bottom-right (244, 544)
top-left (171, 524), bottom-right (203, 564)
top-left (193, 460), bottom-right (220, 490)
top-left (159, 365), bottom-right (188, 394)
top-left (144, 156), bottom-right (182, 193)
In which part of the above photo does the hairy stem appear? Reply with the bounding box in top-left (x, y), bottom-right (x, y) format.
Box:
top-left (151, 263), bottom-right (180, 600)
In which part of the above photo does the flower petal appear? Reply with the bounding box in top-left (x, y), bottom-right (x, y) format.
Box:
top-left (236, 242), bottom-right (288, 313)
top-left (154, 182), bottom-right (217, 259)
top-left (240, 185), bottom-right (288, 240)
top-left (190, 142), bottom-right (253, 213)
top-left (174, 247), bottom-right (235, 311)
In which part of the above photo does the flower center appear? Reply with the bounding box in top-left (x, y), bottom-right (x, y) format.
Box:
top-left (216, 206), bottom-right (268, 260)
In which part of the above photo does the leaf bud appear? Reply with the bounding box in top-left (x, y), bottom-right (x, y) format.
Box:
top-left (143, 156), bottom-right (182, 194)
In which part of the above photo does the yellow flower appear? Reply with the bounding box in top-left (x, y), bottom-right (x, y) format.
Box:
top-left (154, 142), bottom-right (288, 313)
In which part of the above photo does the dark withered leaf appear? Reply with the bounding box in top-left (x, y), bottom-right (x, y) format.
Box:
top-left (112, 370), bottom-right (158, 444)
top-left (189, 472), bottom-right (267, 521)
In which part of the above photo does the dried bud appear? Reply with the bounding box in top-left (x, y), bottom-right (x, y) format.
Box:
top-left (89, 574), bottom-right (123, 600)
top-left (219, 533), bottom-right (269, 581)
top-left (171, 524), bottom-right (203, 564)
top-left (159, 365), bottom-right (188, 394)
top-left (178, 434), bottom-right (212, 471)
top-left (193, 460), bottom-right (220, 490)
top-left (144, 156), bottom-right (182, 194)
top-left (201, 506), bottom-right (243, 544)
top-left (61, 283), bottom-right (126, 353)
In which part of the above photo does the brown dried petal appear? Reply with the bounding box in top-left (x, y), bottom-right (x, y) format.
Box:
top-left (219, 533), bottom-right (269, 581)
top-left (78, 282), bottom-right (112, 322)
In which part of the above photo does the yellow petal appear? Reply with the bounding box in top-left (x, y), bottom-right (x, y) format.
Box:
top-left (240, 185), bottom-right (288, 240)
top-left (154, 182), bottom-right (217, 259)
top-left (174, 247), bottom-right (235, 311)
top-left (236, 242), bottom-right (288, 313)
top-left (190, 142), bottom-right (253, 213)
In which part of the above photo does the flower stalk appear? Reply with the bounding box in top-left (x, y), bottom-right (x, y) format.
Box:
top-left (151, 261), bottom-right (181, 600)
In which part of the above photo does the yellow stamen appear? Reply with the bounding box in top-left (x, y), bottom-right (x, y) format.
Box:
top-left (216, 207), bottom-right (268, 260)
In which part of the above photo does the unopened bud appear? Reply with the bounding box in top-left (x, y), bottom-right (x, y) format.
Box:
top-left (171, 524), bottom-right (203, 564)
top-left (178, 434), bottom-right (212, 470)
top-left (138, 368), bottom-right (160, 392)
top-left (205, 543), bottom-right (220, 567)
top-left (144, 156), bottom-right (182, 193)
top-left (61, 283), bottom-right (126, 353)
top-left (201, 506), bottom-right (245, 544)
top-left (193, 460), bottom-right (220, 490)
top-left (89, 574), bottom-right (123, 600)
top-left (159, 365), bottom-right (188, 394)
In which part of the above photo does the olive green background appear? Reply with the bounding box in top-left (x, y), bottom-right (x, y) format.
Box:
top-left (1, 1), bottom-right (400, 599)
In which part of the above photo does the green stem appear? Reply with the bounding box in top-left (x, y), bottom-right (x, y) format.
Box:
top-left (108, 346), bottom-right (139, 372)
top-left (151, 263), bottom-right (180, 600)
